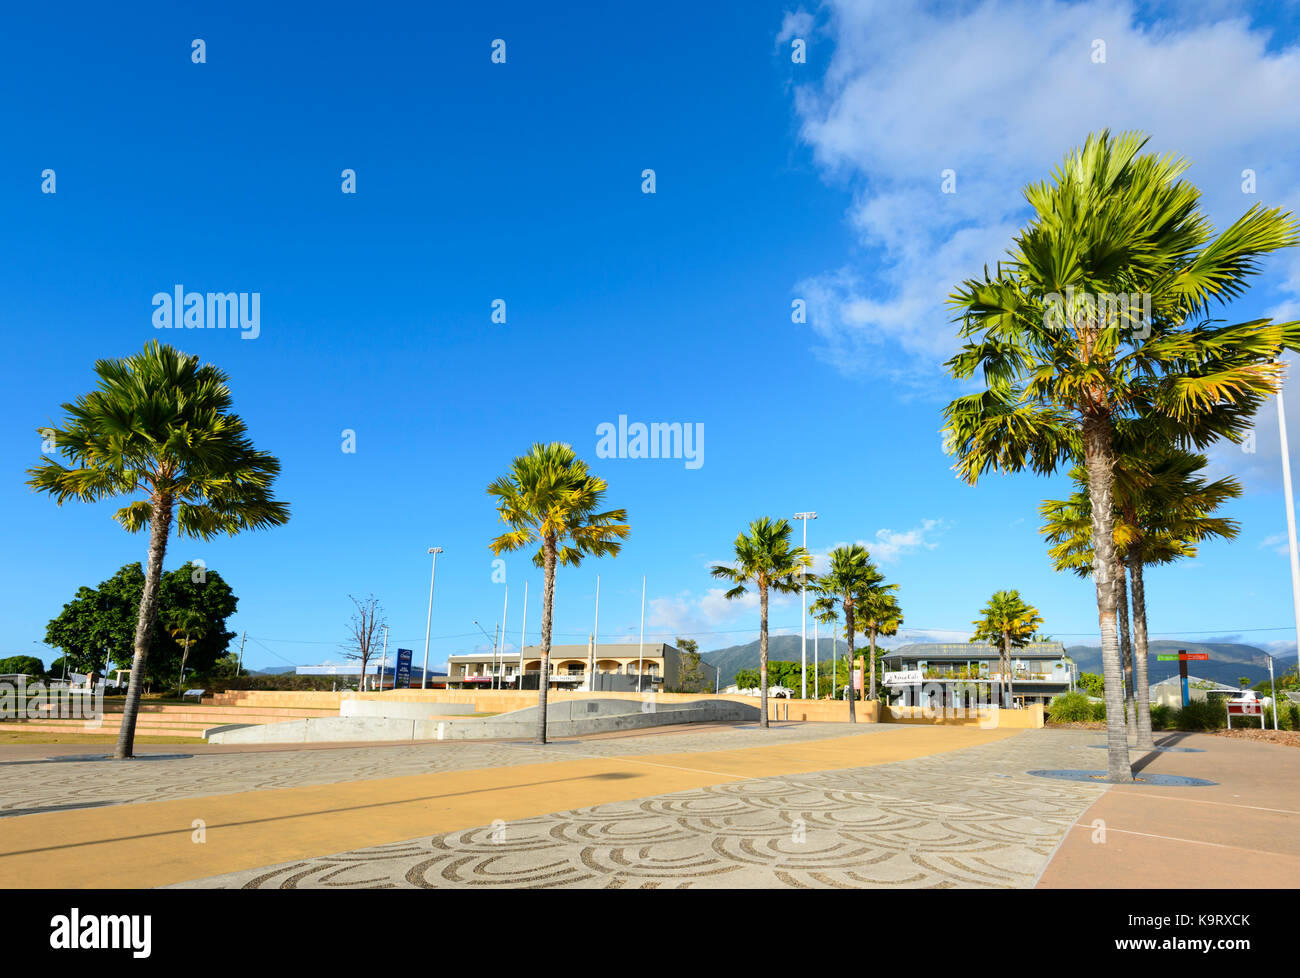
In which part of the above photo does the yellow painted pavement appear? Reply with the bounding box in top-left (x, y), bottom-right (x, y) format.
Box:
top-left (0, 724), bottom-right (1017, 888)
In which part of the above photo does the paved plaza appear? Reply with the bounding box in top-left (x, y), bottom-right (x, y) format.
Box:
top-left (1, 722), bottom-right (1296, 889)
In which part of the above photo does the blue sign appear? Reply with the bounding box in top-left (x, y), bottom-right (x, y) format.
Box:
top-left (395, 649), bottom-right (413, 689)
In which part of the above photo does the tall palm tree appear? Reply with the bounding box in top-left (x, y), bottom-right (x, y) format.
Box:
top-left (1041, 448), bottom-right (1240, 748)
top-left (807, 544), bottom-right (883, 723)
top-left (856, 588), bottom-right (902, 701)
top-left (488, 442), bottom-right (629, 745)
top-left (166, 608), bottom-right (207, 698)
top-left (712, 518), bottom-right (812, 728)
top-left (943, 130), bottom-right (1299, 781)
top-left (970, 590), bottom-right (1044, 708)
top-left (28, 342), bottom-right (289, 759)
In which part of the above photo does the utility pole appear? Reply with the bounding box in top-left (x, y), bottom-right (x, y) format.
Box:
top-left (237, 630), bottom-right (246, 679)
top-left (519, 580), bottom-right (528, 688)
top-left (499, 585), bottom-right (509, 690)
top-left (379, 625), bottom-right (389, 691)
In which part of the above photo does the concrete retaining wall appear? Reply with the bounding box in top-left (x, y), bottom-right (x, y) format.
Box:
top-left (339, 700), bottom-right (478, 720)
top-left (207, 698), bottom-right (761, 745)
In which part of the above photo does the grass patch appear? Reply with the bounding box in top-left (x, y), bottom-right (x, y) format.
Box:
top-left (0, 731), bottom-right (206, 745)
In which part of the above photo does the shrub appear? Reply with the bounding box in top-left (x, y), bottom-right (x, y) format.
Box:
top-left (1173, 699), bottom-right (1225, 731)
top-left (1149, 703), bottom-right (1173, 730)
top-left (1090, 700), bottom-right (1107, 721)
top-left (1047, 691), bottom-right (1095, 723)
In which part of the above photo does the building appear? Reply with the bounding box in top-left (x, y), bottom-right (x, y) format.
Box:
top-left (446, 642), bottom-right (683, 692)
top-left (295, 662), bottom-right (444, 690)
top-left (1148, 675), bottom-right (1241, 708)
top-left (879, 642), bottom-right (1074, 708)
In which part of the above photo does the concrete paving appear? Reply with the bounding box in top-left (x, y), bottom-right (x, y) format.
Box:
top-left (1, 724), bottom-right (1293, 889)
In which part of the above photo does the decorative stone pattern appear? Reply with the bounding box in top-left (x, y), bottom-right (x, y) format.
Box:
top-left (170, 729), bottom-right (1108, 889)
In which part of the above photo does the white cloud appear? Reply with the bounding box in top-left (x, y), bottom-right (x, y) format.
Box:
top-left (1259, 533), bottom-right (1290, 556)
top-left (788, 0), bottom-right (1300, 383)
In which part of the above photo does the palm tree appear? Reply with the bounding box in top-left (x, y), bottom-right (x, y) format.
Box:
top-left (712, 518), bottom-right (812, 728)
top-left (488, 442), bottom-right (629, 745)
top-left (807, 544), bottom-right (883, 723)
top-left (856, 588), bottom-right (902, 701)
top-left (970, 590), bottom-right (1044, 708)
top-left (943, 130), bottom-right (1299, 781)
top-left (28, 341), bottom-right (289, 759)
top-left (1041, 448), bottom-right (1239, 748)
top-left (165, 608), bottom-right (207, 698)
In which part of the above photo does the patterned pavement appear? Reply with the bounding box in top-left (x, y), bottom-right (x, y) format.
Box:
top-left (0, 722), bottom-right (873, 817)
top-left (168, 728), bottom-right (1109, 889)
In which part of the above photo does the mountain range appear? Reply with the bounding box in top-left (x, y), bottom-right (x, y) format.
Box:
top-left (699, 635), bottom-right (1293, 690)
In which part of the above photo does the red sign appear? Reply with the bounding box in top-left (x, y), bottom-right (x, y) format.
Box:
top-left (1228, 701), bottom-right (1262, 715)
top-left (1181, 653), bottom-right (1209, 661)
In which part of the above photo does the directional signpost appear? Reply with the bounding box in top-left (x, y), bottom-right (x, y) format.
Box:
top-left (1156, 649), bottom-right (1209, 707)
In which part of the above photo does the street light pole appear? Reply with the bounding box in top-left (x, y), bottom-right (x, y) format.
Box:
top-left (794, 512), bottom-right (818, 700)
top-left (379, 625), bottom-right (389, 691)
top-left (421, 547), bottom-right (443, 689)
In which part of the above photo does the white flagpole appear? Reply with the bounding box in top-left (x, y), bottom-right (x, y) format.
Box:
top-left (590, 575), bottom-right (600, 691)
top-left (814, 619), bottom-right (819, 700)
top-left (499, 585), bottom-right (508, 690)
top-left (519, 581), bottom-right (528, 687)
top-left (638, 575), bottom-right (646, 694)
top-left (1278, 389), bottom-right (1300, 681)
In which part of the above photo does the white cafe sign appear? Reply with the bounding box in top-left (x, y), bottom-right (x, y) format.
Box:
top-left (883, 670), bottom-right (924, 685)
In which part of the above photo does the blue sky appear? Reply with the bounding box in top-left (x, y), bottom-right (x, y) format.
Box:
top-left (4, 0), bottom-right (1300, 674)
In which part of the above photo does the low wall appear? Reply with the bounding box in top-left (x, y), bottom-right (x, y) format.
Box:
top-left (339, 700), bottom-right (478, 720)
top-left (207, 698), bottom-right (763, 745)
top-left (207, 688), bottom-right (884, 723)
top-left (884, 703), bottom-right (1044, 729)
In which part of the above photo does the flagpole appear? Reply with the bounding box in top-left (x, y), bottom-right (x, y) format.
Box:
top-left (638, 575), bottom-right (646, 694)
top-left (1278, 388), bottom-right (1300, 680)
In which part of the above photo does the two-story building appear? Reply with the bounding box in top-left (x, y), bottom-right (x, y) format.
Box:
top-left (445, 642), bottom-right (683, 692)
top-left (880, 641), bottom-right (1074, 709)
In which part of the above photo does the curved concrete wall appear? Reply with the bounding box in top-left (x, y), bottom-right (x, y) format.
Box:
top-left (207, 698), bottom-right (760, 745)
top-left (339, 700), bottom-right (477, 719)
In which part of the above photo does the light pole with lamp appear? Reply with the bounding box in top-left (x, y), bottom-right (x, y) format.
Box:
top-left (794, 512), bottom-right (817, 700)
top-left (421, 547), bottom-right (443, 689)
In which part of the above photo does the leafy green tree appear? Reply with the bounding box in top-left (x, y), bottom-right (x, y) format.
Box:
top-left (44, 562), bottom-right (239, 689)
top-left (942, 130), bottom-right (1299, 780)
top-left (1078, 672), bottom-right (1105, 698)
top-left (28, 342), bottom-right (289, 758)
top-left (0, 656), bottom-right (45, 678)
top-left (488, 442), bottom-right (629, 744)
top-left (970, 590), bottom-right (1044, 707)
top-left (809, 544), bottom-right (886, 722)
top-left (674, 637), bottom-right (706, 693)
top-left (712, 518), bottom-right (812, 728)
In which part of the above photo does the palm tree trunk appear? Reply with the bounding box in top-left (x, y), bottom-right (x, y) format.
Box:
top-left (845, 603), bottom-right (857, 723)
top-left (1083, 416), bottom-right (1132, 782)
top-left (1128, 549), bottom-right (1155, 750)
top-left (1117, 556), bottom-right (1134, 732)
top-left (758, 582), bottom-right (769, 728)
top-left (176, 635), bottom-right (190, 699)
top-left (537, 535), bottom-right (557, 745)
top-left (116, 493), bottom-right (173, 760)
top-left (868, 627), bottom-right (878, 701)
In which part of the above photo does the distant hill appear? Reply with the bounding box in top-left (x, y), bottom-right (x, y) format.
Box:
top-left (703, 634), bottom-right (841, 687)
top-left (1066, 640), bottom-right (1287, 688)
top-left (250, 666), bottom-right (297, 676)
